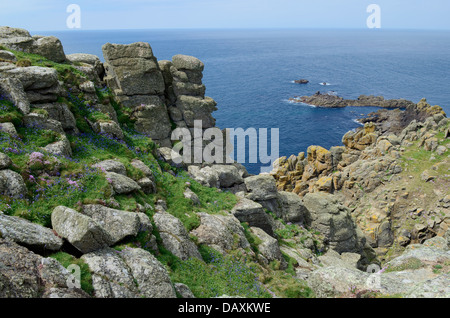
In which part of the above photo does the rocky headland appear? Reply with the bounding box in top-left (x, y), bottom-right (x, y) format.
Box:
top-left (290, 91), bottom-right (416, 109)
top-left (0, 26), bottom-right (449, 299)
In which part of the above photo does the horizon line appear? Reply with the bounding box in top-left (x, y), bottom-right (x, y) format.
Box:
top-left (28, 26), bottom-right (450, 33)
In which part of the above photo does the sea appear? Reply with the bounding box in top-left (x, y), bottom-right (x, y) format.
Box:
top-left (37, 29), bottom-right (450, 174)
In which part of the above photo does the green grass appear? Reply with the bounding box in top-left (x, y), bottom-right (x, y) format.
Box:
top-left (167, 245), bottom-right (272, 298)
top-left (0, 99), bottom-right (23, 125)
top-left (7, 49), bottom-right (87, 79)
top-left (49, 252), bottom-right (94, 296)
top-left (384, 257), bottom-right (423, 273)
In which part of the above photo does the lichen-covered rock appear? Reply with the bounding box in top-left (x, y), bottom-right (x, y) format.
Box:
top-left (118, 247), bottom-right (176, 298)
top-left (103, 42), bottom-right (165, 96)
top-left (231, 198), bottom-right (275, 236)
top-left (244, 174), bottom-right (278, 201)
top-left (93, 160), bottom-right (127, 176)
top-left (175, 283), bottom-right (195, 298)
top-left (66, 53), bottom-right (104, 78)
top-left (81, 205), bottom-right (142, 244)
top-left (32, 103), bottom-right (77, 132)
top-left (153, 211), bottom-right (202, 260)
top-left (211, 164), bottom-right (244, 188)
top-left (0, 214), bottom-right (63, 252)
top-left (190, 212), bottom-right (250, 254)
top-left (82, 247), bottom-right (175, 298)
top-left (302, 192), bottom-right (372, 257)
top-left (132, 103), bottom-right (172, 142)
top-left (81, 248), bottom-right (140, 298)
top-left (0, 239), bottom-right (88, 298)
top-left (32, 36), bottom-right (66, 63)
top-left (23, 113), bottom-right (64, 134)
top-left (0, 77), bottom-right (30, 114)
top-left (51, 206), bottom-right (114, 254)
top-left (184, 188), bottom-right (201, 206)
top-left (188, 165), bottom-right (220, 188)
top-left (250, 227), bottom-right (285, 266)
top-left (91, 121), bottom-right (124, 140)
top-left (0, 27), bottom-right (66, 63)
top-left (105, 172), bottom-right (141, 195)
top-left (275, 191), bottom-right (310, 225)
top-left (0, 122), bottom-right (18, 137)
top-left (0, 152), bottom-right (12, 169)
top-left (43, 135), bottom-right (72, 158)
top-left (0, 169), bottom-right (27, 199)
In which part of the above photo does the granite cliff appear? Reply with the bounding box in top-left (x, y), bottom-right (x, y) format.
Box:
top-left (0, 27), bottom-right (449, 299)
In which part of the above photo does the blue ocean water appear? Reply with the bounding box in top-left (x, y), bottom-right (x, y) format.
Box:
top-left (39, 29), bottom-right (450, 174)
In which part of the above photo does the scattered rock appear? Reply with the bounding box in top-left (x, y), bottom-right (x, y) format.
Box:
top-left (153, 211), bottom-right (202, 260)
top-left (0, 169), bottom-right (28, 199)
top-left (93, 160), bottom-right (127, 176)
top-left (51, 206), bottom-right (114, 254)
top-left (105, 172), bottom-right (141, 195)
top-left (0, 214), bottom-right (63, 252)
top-left (190, 212), bottom-right (250, 254)
top-left (81, 205), bottom-right (142, 244)
top-left (231, 198), bottom-right (275, 236)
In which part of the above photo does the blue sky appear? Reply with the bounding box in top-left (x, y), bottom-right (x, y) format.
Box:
top-left (1, 0), bottom-right (449, 31)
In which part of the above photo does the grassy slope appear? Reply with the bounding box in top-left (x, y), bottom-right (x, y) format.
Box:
top-left (0, 50), bottom-right (312, 298)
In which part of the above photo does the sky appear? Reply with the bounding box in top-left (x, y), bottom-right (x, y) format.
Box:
top-left (0, 0), bottom-right (449, 31)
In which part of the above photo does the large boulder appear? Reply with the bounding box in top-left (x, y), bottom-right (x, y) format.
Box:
top-left (302, 193), bottom-right (372, 259)
top-left (211, 165), bottom-right (244, 188)
top-left (81, 247), bottom-right (176, 298)
top-left (0, 169), bottom-right (27, 199)
top-left (0, 239), bottom-right (88, 298)
top-left (51, 206), bottom-right (114, 254)
top-left (43, 135), bottom-right (73, 158)
top-left (0, 214), bottom-right (63, 252)
top-left (274, 191), bottom-right (310, 225)
top-left (190, 212), bottom-right (251, 254)
top-left (32, 103), bottom-right (77, 133)
top-left (102, 42), bottom-right (165, 96)
top-left (250, 227), bottom-right (285, 266)
top-left (105, 172), bottom-right (141, 195)
top-left (153, 211), bottom-right (202, 261)
top-left (244, 174), bottom-right (278, 201)
top-left (81, 205), bottom-right (143, 244)
top-left (31, 36), bottom-right (66, 63)
top-left (0, 77), bottom-right (30, 114)
top-left (0, 152), bottom-right (12, 169)
top-left (66, 53), bottom-right (104, 79)
top-left (132, 103), bottom-right (172, 142)
top-left (119, 247), bottom-right (176, 298)
top-left (3, 66), bottom-right (59, 91)
top-left (0, 27), bottom-right (66, 63)
top-left (92, 160), bottom-right (127, 176)
top-left (231, 198), bottom-right (275, 236)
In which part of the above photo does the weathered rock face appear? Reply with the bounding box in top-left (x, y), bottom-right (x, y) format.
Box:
top-left (66, 53), bottom-right (105, 80)
top-left (81, 247), bottom-right (176, 298)
top-left (190, 212), bottom-right (251, 254)
top-left (250, 227), bottom-right (285, 267)
top-left (105, 172), bottom-right (141, 195)
top-left (0, 169), bottom-right (27, 199)
top-left (0, 27), bottom-right (66, 62)
top-left (153, 211), bottom-right (202, 261)
top-left (102, 42), bottom-right (172, 146)
top-left (231, 197), bottom-right (275, 237)
top-left (302, 192), bottom-right (375, 265)
top-left (51, 206), bottom-right (114, 254)
top-left (0, 239), bottom-right (88, 298)
top-left (81, 205), bottom-right (145, 244)
top-left (0, 214), bottom-right (63, 252)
